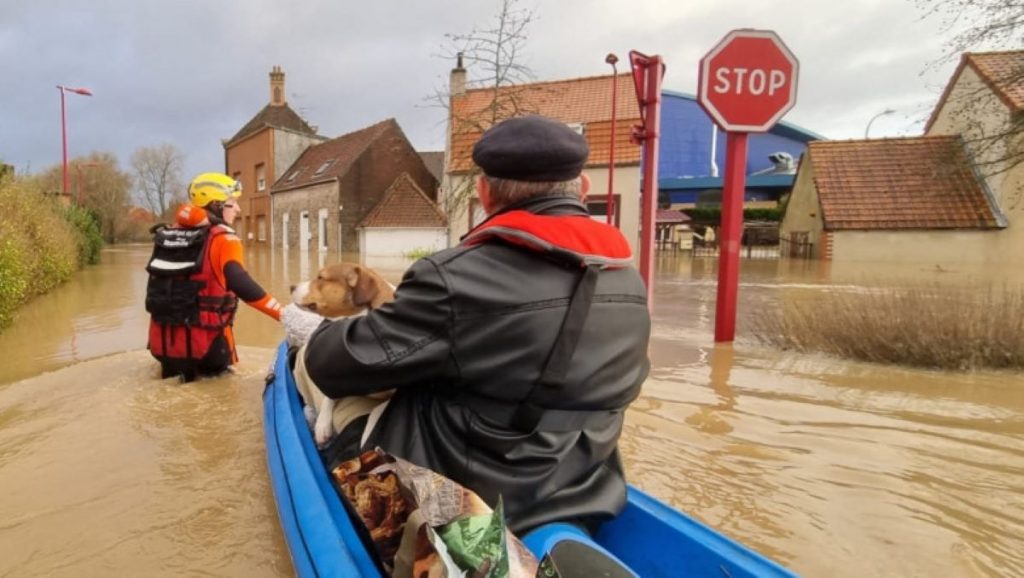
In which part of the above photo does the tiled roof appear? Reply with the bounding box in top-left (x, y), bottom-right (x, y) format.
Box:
top-left (418, 151), bottom-right (445, 182)
top-left (656, 209), bottom-right (690, 224)
top-left (926, 50), bottom-right (1024, 132)
top-left (449, 74), bottom-right (641, 173)
top-left (226, 103), bottom-right (317, 146)
top-left (807, 136), bottom-right (1002, 231)
top-left (359, 173), bottom-right (447, 228)
top-left (969, 51), bottom-right (1024, 111)
top-left (272, 119), bottom-right (395, 191)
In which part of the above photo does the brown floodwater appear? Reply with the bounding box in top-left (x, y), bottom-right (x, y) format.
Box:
top-left (0, 245), bottom-right (1021, 577)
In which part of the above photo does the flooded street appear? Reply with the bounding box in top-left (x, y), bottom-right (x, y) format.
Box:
top-left (0, 245), bottom-right (1022, 577)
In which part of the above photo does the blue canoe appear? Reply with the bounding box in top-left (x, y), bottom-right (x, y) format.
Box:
top-left (263, 342), bottom-right (800, 578)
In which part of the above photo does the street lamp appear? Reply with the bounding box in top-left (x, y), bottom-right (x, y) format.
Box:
top-left (605, 53), bottom-right (619, 226)
top-left (57, 85), bottom-right (93, 196)
top-left (864, 108), bottom-right (895, 139)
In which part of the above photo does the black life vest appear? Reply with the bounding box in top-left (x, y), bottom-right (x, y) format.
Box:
top-left (145, 225), bottom-right (238, 380)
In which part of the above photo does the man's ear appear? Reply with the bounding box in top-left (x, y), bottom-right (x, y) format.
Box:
top-left (476, 175), bottom-right (494, 214)
top-left (579, 173), bottom-right (591, 200)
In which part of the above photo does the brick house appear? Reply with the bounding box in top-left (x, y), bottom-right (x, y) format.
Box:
top-left (444, 63), bottom-right (642, 249)
top-left (223, 66), bottom-right (325, 243)
top-left (270, 118), bottom-right (438, 254)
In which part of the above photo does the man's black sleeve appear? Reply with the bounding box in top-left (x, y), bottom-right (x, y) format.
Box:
top-left (303, 257), bottom-right (453, 397)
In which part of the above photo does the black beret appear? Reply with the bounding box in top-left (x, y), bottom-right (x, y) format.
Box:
top-left (472, 115), bottom-right (589, 182)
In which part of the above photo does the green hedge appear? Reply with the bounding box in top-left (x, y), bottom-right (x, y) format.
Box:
top-left (0, 179), bottom-right (100, 329)
top-left (64, 204), bottom-right (104, 265)
top-left (683, 207), bottom-right (783, 224)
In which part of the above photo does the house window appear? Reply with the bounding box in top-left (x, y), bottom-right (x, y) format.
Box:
top-left (566, 122), bottom-right (585, 135)
top-left (586, 194), bottom-right (620, 227)
top-left (318, 208), bottom-right (329, 251)
top-left (257, 216), bottom-right (267, 242)
top-left (286, 168), bottom-right (304, 183)
top-left (256, 163), bottom-right (266, 191)
top-left (314, 160), bottom-right (335, 176)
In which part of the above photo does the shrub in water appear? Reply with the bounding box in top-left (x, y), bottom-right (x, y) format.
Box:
top-left (752, 282), bottom-right (1024, 371)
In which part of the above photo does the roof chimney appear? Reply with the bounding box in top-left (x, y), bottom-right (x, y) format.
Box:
top-left (450, 52), bottom-right (466, 97)
top-left (270, 65), bottom-right (286, 106)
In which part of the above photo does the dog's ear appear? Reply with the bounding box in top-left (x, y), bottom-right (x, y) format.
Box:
top-left (346, 266), bottom-right (379, 307)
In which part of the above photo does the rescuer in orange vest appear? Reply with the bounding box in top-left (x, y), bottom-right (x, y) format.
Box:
top-left (145, 172), bottom-right (282, 381)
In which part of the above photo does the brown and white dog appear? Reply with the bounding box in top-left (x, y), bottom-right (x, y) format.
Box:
top-left (289, 262), bottom-right (395, 448)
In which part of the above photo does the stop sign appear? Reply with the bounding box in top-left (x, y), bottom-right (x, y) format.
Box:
top-left (698, 29), bottom-right (798, 132)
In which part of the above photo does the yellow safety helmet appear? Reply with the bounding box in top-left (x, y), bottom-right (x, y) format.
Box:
top-left (188, 172), bottom-right (242, 207)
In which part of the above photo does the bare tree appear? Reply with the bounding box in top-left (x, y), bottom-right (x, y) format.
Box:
top-left (131, 143), bottom-right (184, 217)
top-left (441, 0), bottom-right (537, 123)
top-left (917, 0), bottom-right (1024, 60)
top-left (32, 152), bottom-right (133, 243)
top-left (429, 0), bottom-right (543, 229)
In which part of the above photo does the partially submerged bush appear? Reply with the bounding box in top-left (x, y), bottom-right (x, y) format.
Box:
top-left (64, 204), bottom-right (104, 265)
top-left (403, 247), bottom-right (435, 261)
top-left (0, 221), bottom-right (30, 328)
top-left (0, 179), bottom-right (93, 329)
top-left (752, 283), bottom-right (1024, 371)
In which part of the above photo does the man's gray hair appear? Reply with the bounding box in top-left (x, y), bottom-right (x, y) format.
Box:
top-left (485, 176), bottom-right (582, 208)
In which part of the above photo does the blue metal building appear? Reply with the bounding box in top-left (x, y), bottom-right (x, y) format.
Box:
top-left (658, 90), bottom-right (824, 206)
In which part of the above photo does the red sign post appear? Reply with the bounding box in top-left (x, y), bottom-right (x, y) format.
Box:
top-left (697, 29), bottom-right (798, 342)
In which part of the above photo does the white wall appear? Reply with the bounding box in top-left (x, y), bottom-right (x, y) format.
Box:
top-left (832, 230), bottom-right (1006, 265)
top-left (360, 228), bottom-right (448, 260)
top-left (585, 165), bottom-right (642, 254)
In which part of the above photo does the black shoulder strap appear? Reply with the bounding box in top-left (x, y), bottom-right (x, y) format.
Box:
top-left (510, 264), bottom-right (600, 432)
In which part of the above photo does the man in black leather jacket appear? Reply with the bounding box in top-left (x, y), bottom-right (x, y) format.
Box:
top-left (301, 115), bottom-right (651, 533)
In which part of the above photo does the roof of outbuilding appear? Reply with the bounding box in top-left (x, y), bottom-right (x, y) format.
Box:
top-left (926, 50), bottom-right (1024, 132)
top-left (226, 103), bottom-right (317, 146)
top-left (966, 50), bottom-right (1024, 111)
top-left (656, 209), bottom-right (691, 224)
top-left (359, 173), bottom-right (447, 228)
top-left (449, 73), bottom-right (641, 173)
top-left (272, 119), bottom-right (396, 192)
top-left (806, 136), bottom-right (1003, 231)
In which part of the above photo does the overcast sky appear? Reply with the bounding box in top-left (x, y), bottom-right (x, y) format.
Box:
top-left (1, 0), bottom-right (972, 188)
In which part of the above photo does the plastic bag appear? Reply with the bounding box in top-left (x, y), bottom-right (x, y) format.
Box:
top-left (331, 449), bottom-right (539, 578)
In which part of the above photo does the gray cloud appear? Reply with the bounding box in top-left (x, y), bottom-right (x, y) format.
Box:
top-left (1, 0), bottom-right (965, 189)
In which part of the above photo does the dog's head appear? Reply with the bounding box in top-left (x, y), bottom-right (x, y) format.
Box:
top-left (290, 262), bottom-right (395, 319)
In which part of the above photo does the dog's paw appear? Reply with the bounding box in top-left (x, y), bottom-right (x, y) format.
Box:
top-left (303, 405), bottom-right (317, 429)
top-left (314, 414), bottom-right (335, 448)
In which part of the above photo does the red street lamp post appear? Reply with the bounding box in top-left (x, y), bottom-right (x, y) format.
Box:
top-left (605, 53), bottom-right (619, 226)
top-left (57, 85), bottom-right (93, 196)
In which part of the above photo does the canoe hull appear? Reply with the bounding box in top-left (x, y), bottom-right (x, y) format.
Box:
top-left (263, 342), bottom-right (799, 577)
